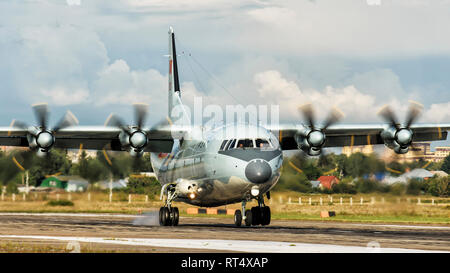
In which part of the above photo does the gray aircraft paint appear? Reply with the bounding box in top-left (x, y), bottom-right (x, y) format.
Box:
top-left (150, 124), bottom-right (282, 207)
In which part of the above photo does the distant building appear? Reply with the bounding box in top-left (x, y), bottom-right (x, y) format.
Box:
top-left (391, 142), bottom-right (450, 162)
top-left (38, 176), bottom-right (88, 192)
top-left (310, 181), bottom-right (321, 188)
top-left (342, 145), bottom-right (374, 157)
top-left (39, 177), bottom-right (68, 190)
top-left (382, 168), bottom-right (435, 185)
top-left (66, 149), bottom-right (98, 163)
top-left (430, 170), bottom-right (448, 177)
top-left (17, 185), bottom-right (35, 193)
top-left (434, 146), bottom-right (450, 161)
top-left (317, 176), bottom-right (339, 190)
top-left (0, 146), bottom-right (28, 153)
top-left (138, 172), bottom-right (157, 178)
top-left (96, 179), bottom-right (128, 190)
top-left (64, 178), bottom-right (89, 192)
top-left (403, 168), bottom-right (434, 180)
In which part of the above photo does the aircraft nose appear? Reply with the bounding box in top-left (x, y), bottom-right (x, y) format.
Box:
top-left (245, 159), bottom-right (272, 184)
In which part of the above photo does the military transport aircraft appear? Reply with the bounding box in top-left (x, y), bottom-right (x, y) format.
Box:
top-left (0, 27), bottom-right (449, 227)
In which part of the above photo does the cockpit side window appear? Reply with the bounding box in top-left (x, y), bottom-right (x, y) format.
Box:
top-left (219, 140), bottom-right (228, 151)
top-left (237, 139), bottom-right (254, 148)
top-left (255, 138), bottom-right (272, 149)
top-left (227, 139), bottom-right (237, 150)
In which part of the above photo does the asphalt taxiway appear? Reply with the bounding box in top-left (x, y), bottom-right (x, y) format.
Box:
top-left (0, 213), bottom-right (448, 252)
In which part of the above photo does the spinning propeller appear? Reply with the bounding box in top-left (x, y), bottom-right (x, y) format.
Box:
top-left (378, 101), bottom-right (423, 154)
top-left (11, 103), bottom-right (79, 157)
top-left (295, 103), bottom-right (344, 156)
top-left (105, 103), bottom-right (149, 157)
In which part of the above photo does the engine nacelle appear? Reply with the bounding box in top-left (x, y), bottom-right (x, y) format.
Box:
top-left (381, 126), bottom-right (413, 154)
top-left (119, 127), bottom-right (148, 156)
top-left (26, 128), bottom-right (55, 156)
top-left (295, 127), bottom-right (326, 156)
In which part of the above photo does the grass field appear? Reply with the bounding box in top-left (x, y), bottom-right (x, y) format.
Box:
top-left (0, 191), bottom-right (448, 224)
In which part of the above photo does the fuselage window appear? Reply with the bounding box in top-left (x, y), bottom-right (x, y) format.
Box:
top-left (255, 138), bottom-right (272, 149)
top-left (237, 139), bottom-right (254, 148)
top-left (219, 140), bottom-right (228, 151)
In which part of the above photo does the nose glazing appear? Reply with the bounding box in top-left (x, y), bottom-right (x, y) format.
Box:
top-left (245, 159), bottom-right (272, 184)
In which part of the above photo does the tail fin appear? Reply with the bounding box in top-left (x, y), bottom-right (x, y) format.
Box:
top-left (168, 26), bottom-right (182, 121)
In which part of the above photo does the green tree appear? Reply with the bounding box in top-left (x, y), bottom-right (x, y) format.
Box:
top-left (441, 155), bottom-right (450, 173)
top-left (344, 153), bottom-right (367, 177)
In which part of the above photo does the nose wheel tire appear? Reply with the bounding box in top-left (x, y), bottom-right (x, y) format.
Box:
top-left (247, 206), bottom-right (271, 226)
top-left (251, 207), bottom-right (261, 225)
top-left (234, 210), bottom-right (242, 227)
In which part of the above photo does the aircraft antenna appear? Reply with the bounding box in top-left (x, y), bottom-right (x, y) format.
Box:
top-left (175, 37), bottom-right (242, 105)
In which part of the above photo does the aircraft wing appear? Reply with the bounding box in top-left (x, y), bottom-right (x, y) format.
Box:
top-left (269, 123), bottom-right (450, 150)
top-left (0, 125), bottom-right (182, 153)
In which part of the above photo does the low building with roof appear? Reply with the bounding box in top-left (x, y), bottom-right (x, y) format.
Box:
top-left (382, 168), bottom-right (436, 184)
top-left (317, 176), bottom-right (339, 190)
top-left (310, 181), bottom-right (321, 188)
top-left (430, 170), bottom-right (448, 177)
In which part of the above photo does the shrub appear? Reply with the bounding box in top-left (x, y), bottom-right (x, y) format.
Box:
top-left (332, 182), bottom-right (357, 194)
top-left (47, 200), bottom-right (74, 206)
top-left (275, 172), bottom-right (312, 193)
top-left (389, 182), bottom-right (406, 196)
top-left (354, 179), bottom-right (380, 193)
top-left (119, 176), bottom-right (161, 197)
top-left (427, 176), bottom-right (449, 197)
top-left (406, 178), bottom-right (427, 195)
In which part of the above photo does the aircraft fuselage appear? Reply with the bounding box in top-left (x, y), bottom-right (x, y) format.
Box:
top-left (150, 124), bottom-right (283, 207)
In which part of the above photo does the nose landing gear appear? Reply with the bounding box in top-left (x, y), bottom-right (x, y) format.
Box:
top-left (234, 195), bottom-right (271, 227)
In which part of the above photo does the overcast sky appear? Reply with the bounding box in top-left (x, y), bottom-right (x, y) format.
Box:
top-left (0, 0), bottom-right (449, 146)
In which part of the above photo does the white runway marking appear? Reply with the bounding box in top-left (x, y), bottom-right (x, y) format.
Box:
top-left (351, 224), bottom-right (450, 230)
top-left (0, 212), bottom-right (139, 218)
top-left (0, 235), bottom-right (447, 253)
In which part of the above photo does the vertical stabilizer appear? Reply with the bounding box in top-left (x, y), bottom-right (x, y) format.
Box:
top-left (168, 26), bottom-right (181, 120)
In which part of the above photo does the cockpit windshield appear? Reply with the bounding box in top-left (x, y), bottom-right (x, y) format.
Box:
top-left (237, 139), bottom-right (254, 148)
top-left (219, 138), bottom-right (274, 151)
top-left (255, 138), bottom-right (271, 149)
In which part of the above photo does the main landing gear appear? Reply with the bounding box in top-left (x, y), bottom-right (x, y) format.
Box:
top-left (159, 184), bottom-right (180, 226)
top-left (234, 195), bottom-right (271, 227)
top-left (159, 206), bottom-right (179, 226)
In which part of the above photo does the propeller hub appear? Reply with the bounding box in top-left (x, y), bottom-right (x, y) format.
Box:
top-left (36, 131), bottom-right (54, 148)
top-left (307, 130), bottom-right (325, 147)
top-left (395, 128), bottom-right (412, 147)
top-left (129, 131), bottom-right (147, 149)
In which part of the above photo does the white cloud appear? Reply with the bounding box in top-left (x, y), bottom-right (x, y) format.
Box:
top-left (247, 7), bottom-right (296, 27)
top-left (41, 86), bottom-right (89, 105)
top-left (0, 0), bottom-right (448, 129)
top-left (253, 69), bottom-right (448, 124)
top-left (421, 102), bottom-right (450, 123)
top-left (92, 59), bottom-right (167, 108)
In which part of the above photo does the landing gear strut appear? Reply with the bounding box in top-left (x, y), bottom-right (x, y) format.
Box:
top-left (234, 195), bottom-right (271, 227)
top-left (159, 184), bottom-right (180, 226)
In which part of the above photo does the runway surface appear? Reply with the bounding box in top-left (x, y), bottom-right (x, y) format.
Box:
top-left (0, 212), bottom-right (448, 253)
